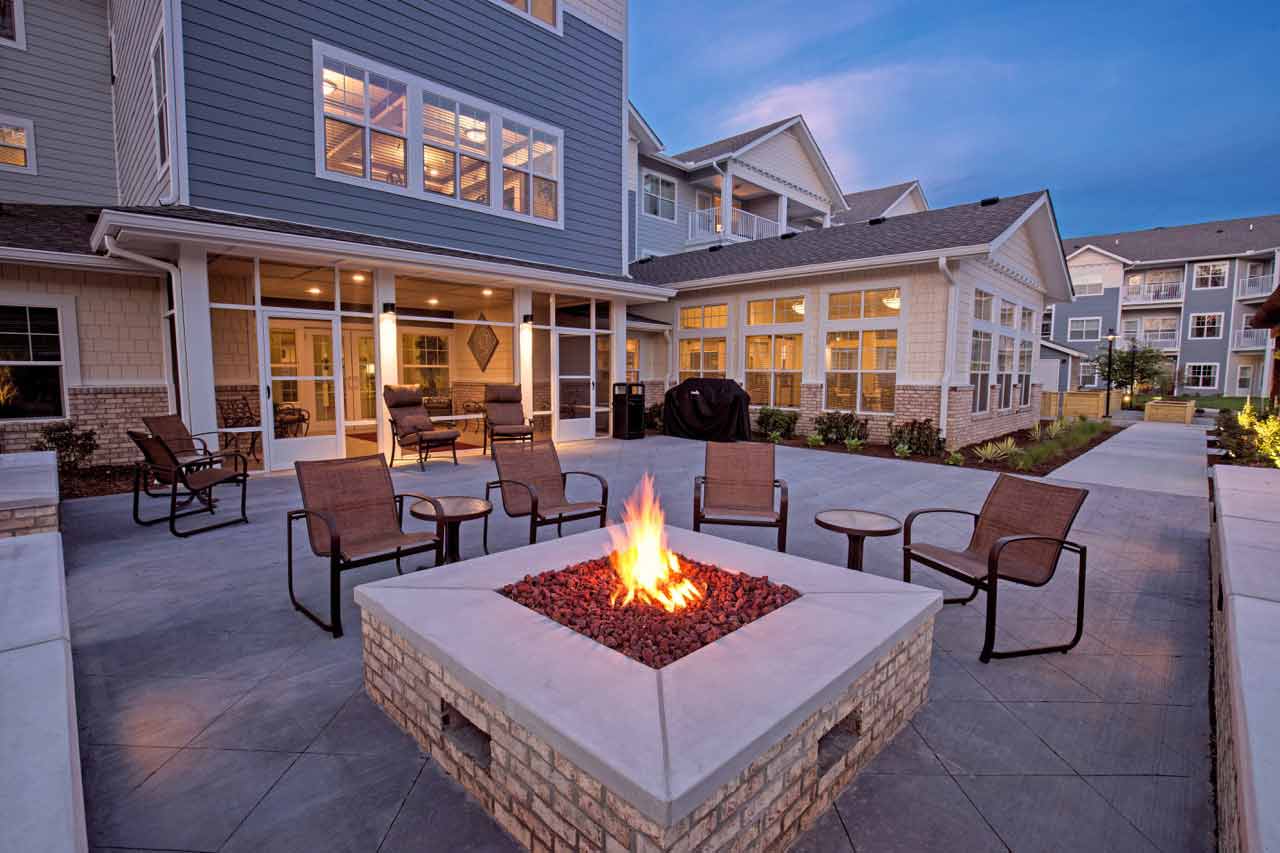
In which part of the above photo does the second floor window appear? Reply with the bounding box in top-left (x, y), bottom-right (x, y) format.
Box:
top-left (422, 92), bottom-right (490, 204)
top-left (322, 58), bottom-right (407, 187)
top-left (1188, 313), bottom-right (1222, 339)
top-left (643, 174), bottom-right (676, 221)
top-left (1068, 317), bottom-right (1101, 342)
top-left (1040, 309), bottom-right (1052, 339)
top-left (973, 289), bottom-right (993, 322)
top-left (502, 121), bottom-right (558, 220)
top-left (1193, 262), bottom-right (1228, 290)
top-left (151, 32), bottom-right (168, 170)
top-left (0, 115), bottom-right (34, 174)
top-left (1, 0), bottom-right (24, 49)
top-left (499, 0), bottom-right (556, 28)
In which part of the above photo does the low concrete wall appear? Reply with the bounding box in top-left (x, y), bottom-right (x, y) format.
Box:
top-left (0, 532), bottom-right (88, 853)
top-left (1210, 466), bottom-right (1280, 853)
top-left (0, 451), bottom-right (60, 538)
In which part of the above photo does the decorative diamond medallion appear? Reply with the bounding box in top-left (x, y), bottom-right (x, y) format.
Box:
top-left (467, 313), bottom-right (499, 372)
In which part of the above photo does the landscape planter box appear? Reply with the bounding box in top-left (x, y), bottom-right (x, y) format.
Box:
top-left (1144, 400), bottom-right (1196, 424)
top-left (356, 527), bottom-right (940, 853)
top-left (1041, 390), bottom-right (1124, 420)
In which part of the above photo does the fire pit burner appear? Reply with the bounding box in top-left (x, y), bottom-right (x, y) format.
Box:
top-left (500, 555), bottom-right (800, 669)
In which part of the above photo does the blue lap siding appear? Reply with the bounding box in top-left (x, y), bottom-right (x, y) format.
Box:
top-left (179, 0), bottom-right (624, 275)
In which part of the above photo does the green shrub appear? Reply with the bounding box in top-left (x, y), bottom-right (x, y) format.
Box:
top-left (813, 411), bottom-right (869, 445)
top-left (32, 421), bottom-right (99, 473)
top-left (972, 440), bottom-right (1008, 463)
top-left (844, 437), bottom-right (865, 453)
top-left (888, 419), bottom-right (943, 457)
top-left (944, 450), bottom-right (965, 466)
top-left (766, 430), bottom-right (783, 445)
top-left (1011, 451), bottom-right (1034, 472)
top-left (805, 434), bottom-right (824, 448)
top-left (1045, 419), bottom-right (1068, 439)
top-left (756, 407), bottom-right (798, 439)
top-left (893, 442), bottom-right (912, 459)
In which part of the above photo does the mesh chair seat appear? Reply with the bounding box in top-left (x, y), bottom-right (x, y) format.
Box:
top-left (398, 428), bottom-right (461, 447)
top-left (184, 464), bottom-right (248, 493)
top-left (538, 500), bottom-right (605, 520)
top-left (700, 505), bottom-right (781, 523)
top-left (487, 441), bottom-right (607, 543)
top-left (907, 542), bottom-right (1050, 586)
top-left (490, 423), bottom-right (534, 436)
top-left (336, 529), bottom-right (439, 562)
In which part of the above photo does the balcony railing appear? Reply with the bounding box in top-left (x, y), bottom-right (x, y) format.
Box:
top-left (1123, 329), bottom-right (1178, 348)
top-left (1236, 273), bottom-right (1274, 300)
top-left (1122, 282), bottom-right (1183, 304)
top-left (1234, 327), bottom-right (1269, 349)
top-left (688, 207), bottom-right (781, 243)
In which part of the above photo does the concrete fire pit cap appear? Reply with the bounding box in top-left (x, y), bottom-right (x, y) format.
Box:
top-left (355, 526), bottom-right (941, 828)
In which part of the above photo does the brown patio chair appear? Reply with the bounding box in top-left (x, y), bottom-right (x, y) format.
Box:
top-left (486, 442), bottom-right (607, 544)
top-left (128, 429), bottom-right (249, 538)
top-left (142, 414), bottom-right (220, 465)
top-left (288, 454), bottom-right (445, 638)
top-left (383, 385), bottom-right (461, 469)
top-left (903, 474), bottom-right (1089, 663)
top-left (483, 384), bottom-right (534, 455)
top-left (693, 441), bottom-right (789, 552)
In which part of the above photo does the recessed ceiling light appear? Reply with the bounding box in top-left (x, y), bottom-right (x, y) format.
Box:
top-left (482, 288), bottom-right (493, 296)
top-left (307, 287), bottom-right (323, 295)
top-left (351, 273), bottom-right (366, 283)
top-left (428, 297), bottom-right (440, 305)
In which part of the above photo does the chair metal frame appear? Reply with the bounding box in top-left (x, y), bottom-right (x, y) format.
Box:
top-left (692, 476), bottom-right (790, 552)
top-left (129, 430), bottom-right (250, 538)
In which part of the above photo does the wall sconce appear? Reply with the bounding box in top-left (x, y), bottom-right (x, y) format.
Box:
top-left (381, 302), bottom-right (396, 314)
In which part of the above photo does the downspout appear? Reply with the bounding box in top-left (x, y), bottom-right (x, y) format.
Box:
top-left (937, 256), bottom-right (960, 440)
top-left (103, 235), bottom-right (184, 415)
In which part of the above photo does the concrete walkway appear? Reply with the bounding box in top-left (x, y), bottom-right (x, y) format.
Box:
top-left (1049, 421), bottom-right (1209, 499)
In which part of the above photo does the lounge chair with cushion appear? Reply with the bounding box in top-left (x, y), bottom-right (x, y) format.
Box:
top-left (487, 442), bottom-right (607, 544)
top-left (288, 454), bottom-right (444, 638)
top-left (693, 441), bottom-right (789, 552)
top-left (903, 474), bottom-right (1089, 663)
top-left (384, 385), bottom-right (461, 470)
top-left (128, 429), bottom-right (249, 537)
top-left (482, 384), bottom-right (534, 455)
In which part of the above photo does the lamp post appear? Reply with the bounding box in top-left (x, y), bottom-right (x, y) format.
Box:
top-left (1104, 329), bottom-right (1117, 417)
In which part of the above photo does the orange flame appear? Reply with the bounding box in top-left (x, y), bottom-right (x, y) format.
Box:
top-left (607, 474), bottom-right (704, 612)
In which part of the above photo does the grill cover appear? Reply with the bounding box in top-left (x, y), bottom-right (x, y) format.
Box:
top-left (662, 378), bottom-right (751, 442)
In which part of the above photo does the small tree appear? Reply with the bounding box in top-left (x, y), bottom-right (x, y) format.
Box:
top-left (1089, 345), bottom-right (1170, 394)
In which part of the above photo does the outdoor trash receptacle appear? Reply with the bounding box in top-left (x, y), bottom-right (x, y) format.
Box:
top-left (612, 382), bottom-right (645, 439)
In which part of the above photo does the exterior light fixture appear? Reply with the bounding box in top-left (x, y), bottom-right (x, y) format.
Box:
top-left (381, 302), bottom-right (396, 314)
top-left (522, 313), bottom-right (534, 324)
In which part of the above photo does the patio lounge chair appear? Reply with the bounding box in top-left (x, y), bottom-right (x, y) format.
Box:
top-left (288, 454), bottom-right (444, 638)
top-left (487, 442), bottom-right (607, 544)
top-left (903, 474), bottom-right (1089, 663)
top-left (483, 384), bottom-right (534, 455)
top-left (142, 414), bottom-right (220, 465)
top-left (693, 441), bottom-right (789, 551)
top-left (128, 429), bottom-right (250, 537)
top-left (384, 385), bottom-right (461, 469)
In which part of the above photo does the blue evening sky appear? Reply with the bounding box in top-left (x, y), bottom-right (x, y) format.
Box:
top-left (629, 1), bottom-right (1280, 238)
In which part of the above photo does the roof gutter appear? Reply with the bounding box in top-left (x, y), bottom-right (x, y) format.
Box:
top-left (937, 255), bottom-right (961, 440)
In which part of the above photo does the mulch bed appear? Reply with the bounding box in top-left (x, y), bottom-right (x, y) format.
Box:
top-left (768, 423), bottom-right (1127, 477)
top-left (499, 555), bottom-right (801, 669)
top-left (59, 465), bottom-right (138, 499)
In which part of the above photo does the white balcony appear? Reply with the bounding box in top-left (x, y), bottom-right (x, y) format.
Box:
top-left (1234, 327), bottom-right (1270, 349)
top-left (1236, 273), bottom-right (1274, 300)
top-left (1122, 282), bottom-right (1183, 304)
top-left (688, 207), bottom-right (781, 243)
top-left (1123, 330), bottom-right (1179, 349)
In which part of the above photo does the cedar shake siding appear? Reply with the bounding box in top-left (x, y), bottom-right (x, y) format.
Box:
top-left (179, 0), bottom-right (626, 276)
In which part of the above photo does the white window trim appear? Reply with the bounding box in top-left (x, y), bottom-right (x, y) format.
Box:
top-left (1192, 261), bottom-right (1229, 290)
top-left (485, 0), bottom-right (563, 35)
top-left (1067, 316), bottom-right (1102, 342)
top-left (744, 331), bottom-right (803, 410)
top-left (0, 112), bottom-right (35, 175)
top-left (1188, 311), bottom-right (1224, 340)
top-left (640, 170), bottom-right (678, 223)
top-left (0, 290), bottom-right (83, 423)
top-left (969, 330), bottom-right (993, 413)
top-left (746, 294), bottom-right (807, 328)
top-left (1236, 363), bottom-right (1254, 393)
top-left (1183, 362), bottom-right (1219, 390)
top-left (149, 25), bottom-right (169, 177)
top-left (1, 0), bottom-right (25, 50)
top-left (311, 41), bottom-right (565, 230)
top-left (820, 285), bottom-right (902, 415)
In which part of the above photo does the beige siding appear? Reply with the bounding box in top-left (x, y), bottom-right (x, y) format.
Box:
top-left (110, 0), bottom-right (170, 206)
top-left (883, 186), bottom-right (927, 217)
top-left (736, 127), bottom-right (832, 209)
top-left (0, 263), bottom-right (166, 383)
top-left (1067, 248), bottom-right (1127, 288)
top-left (564, 0), bottom-right (625, 39)
top-left (994, 225), bottom-right (1043, 285)
top-left (951, 257), bottom-right (1047, 377)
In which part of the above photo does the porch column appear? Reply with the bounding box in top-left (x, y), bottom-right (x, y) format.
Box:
top-left (611, 300), bottom-right (627, 388)
top-left (515, 287), bottom-right (534, 421)
top-left (175, 244), bottom-right (217, 437)
top-left (374, 269), bottom-right (397, 461)
top-left (720, 163), bottom-right (733, 240)
top-left (777, 195), bottom-right (789, 232)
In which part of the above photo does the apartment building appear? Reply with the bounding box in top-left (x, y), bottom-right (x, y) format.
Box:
top-left (1049, 216), bottom-right (1280, 399)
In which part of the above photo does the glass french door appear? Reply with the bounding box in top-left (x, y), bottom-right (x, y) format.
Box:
top-left (262, 313), bottom-right (344, 469)
top-left (555, 331), bottom-right (596, 442)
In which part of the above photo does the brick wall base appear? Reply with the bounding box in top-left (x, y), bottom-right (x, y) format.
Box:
top-left (1210, 525), bottom-right (1241, 853)
top-left (0, 385), bottom-right (171, 465)
top-left (363, 612), bottom-right (933, 853)
top-left (943, 385), bottom-right (1042, 451)
top-left (0, 503), bottom-right (59, 538)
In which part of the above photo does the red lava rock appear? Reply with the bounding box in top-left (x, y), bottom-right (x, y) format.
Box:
top-left (497, 554), bottom-right (801, 669)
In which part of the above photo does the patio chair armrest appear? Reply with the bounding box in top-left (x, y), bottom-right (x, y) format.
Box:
top-left (486, 478), bottom-right (539, 518)
top-left (562, 471), bottom-right (608, 506)
top-left (987, 534), bottom-right (1086, 581)
top-left (903, 508), bottom-right (979, 546)
top-left (398, 493), bottom-right (445, 540)
top-left (693, 475), bottom-right (706, 516)
top-left (774, 478), bottom-right (789, 518)
top-left (287, 507), bottom-right (341, 558)
top-left (180, 451), bottom-right (247, 477)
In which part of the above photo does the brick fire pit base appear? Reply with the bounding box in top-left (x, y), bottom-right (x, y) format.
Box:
top-left (356, 526), bottom-right (940, 853)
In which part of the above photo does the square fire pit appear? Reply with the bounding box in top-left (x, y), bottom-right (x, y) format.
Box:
top-left (355, 526), bottom-right (940, 853)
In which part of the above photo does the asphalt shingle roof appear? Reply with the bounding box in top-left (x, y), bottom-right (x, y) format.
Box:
top-left (669, 117), bottom-right (797, 164)
top-left (1064, 213), bottom-right (1280, 263)
top-left (832, 182), bottom-right (918, 226)
top-left (629, 192), bottom-right (1044, 287)
top-left (0, 204), bottom-right (102, 254)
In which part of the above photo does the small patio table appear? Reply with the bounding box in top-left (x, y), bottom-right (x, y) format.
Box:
top-left (409, 496), bottom-right (493, 564)
top-left (815, 509), bottom-right (902, 572)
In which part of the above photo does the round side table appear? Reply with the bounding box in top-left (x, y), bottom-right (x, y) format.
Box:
top-left (815, 509), bottom-right (903, 572)
top-left (409, 496), bottom-right (493, 564)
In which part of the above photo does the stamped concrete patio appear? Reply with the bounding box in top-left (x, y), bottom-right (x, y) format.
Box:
top-left (67, 435), bottom-right (1213, 853)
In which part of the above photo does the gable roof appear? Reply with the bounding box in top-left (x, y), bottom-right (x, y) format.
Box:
top-left (833, 181), bottom-right (921, 225)
top-left (628, 102), bottom-right (663, 153)
top-left (669, 117), bottom-right (797, 164)
top-left (629, 192), bottom-right (1048, 287)
top-left (1063, 213), bottom-right (1280, 264)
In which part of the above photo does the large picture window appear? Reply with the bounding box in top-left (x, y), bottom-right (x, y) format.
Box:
top-left (745, 334), bottom-right (801, 408)
top-left (970, 330), bottom-right (992, 413)
top-left (315, 43), bottom-right (563, 226)
top-left (643, 174), bottom-right (676, 221)
top-left (825, 330), bottom-right (897, 413)
top-left (678, 338), bottom-right (725, 382)
top-left (0, 304), bottom-right (63, 420)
